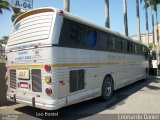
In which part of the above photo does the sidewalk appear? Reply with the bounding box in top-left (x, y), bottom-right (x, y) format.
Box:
top-left (100, 76), bottom-right (160, 114)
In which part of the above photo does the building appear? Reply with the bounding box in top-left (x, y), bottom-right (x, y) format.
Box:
top-left (130, 23), bottom-right (160, 47)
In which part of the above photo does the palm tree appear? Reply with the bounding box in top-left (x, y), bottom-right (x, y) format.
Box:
top-left (11, 7), bottom-right (21, 22)
top-left (141, 0), bottom-right (157, 48)
top-left (123, 0), bottom-right (128, 36)
top-left (105, 0), bottom-right (110, 28)
top-left (64, 0), bottom-right (70, 12)
top-left (1, 35), bottom-right (9, 44)
top-left (0, 0), bottom-right (10, 14)
top-left (142, 0), bottom-right (160, 74)
top-left (144, 0), bottom-right (149, 47)
top-left (143, 0), bottom-right (160, 9)
top-left (136, 0), bottom-right (141, 42)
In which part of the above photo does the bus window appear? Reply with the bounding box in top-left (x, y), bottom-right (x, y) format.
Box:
top-left (136, 44), bottom-right (142, 54)
top-left (77, 25), bottom-right (97, 48)
top-left (98, 31), bottom-right (109, 50)
top-left (85, 30), bottom-right (97, 47)
top-left (108, 35), bottom-right (116, 50)
top-left (131, 42), bottom-right (135, 54)
top-left (59, 19), bottom-right (77, 47)
top-left (127, 41), bottom-right (132, 53)
top-left (122, 39), bottom-right (127, 52)
top-left (135, 44), bottom-right (138, 54)
top-left (70, 23), bottom-right (79, 44)
top-left (115, 37), bottom-right (122, 52)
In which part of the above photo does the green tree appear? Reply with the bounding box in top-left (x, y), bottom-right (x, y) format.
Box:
top-left (11, 7), bottom-right (21, 22)
top-left (1, 35), bottom-right (9, 44)
top-left (141, 0), bottom-right (160, 10)
top-left (0, 0), bottom-right (10, 14)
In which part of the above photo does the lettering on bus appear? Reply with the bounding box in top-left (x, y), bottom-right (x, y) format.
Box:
top-left (107, 55), bottom-right (126, 59)
top-left (15, 51), bottom-right (31, 60)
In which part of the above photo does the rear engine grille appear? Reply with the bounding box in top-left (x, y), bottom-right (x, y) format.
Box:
top-left (32, 69), bottom-right (42, 92)
top-left (10, 69), bottom-right (16, 89)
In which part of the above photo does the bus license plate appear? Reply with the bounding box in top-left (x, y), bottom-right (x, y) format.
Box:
top-left (17, 69), bottom-right (30, 80)
top-left (20, 82), bottom-right (28, 89)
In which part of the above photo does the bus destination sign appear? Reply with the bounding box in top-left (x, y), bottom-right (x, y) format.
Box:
top-left (11, 0), bottom-right (33, 10)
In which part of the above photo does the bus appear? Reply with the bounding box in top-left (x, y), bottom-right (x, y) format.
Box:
top-left (6, 7), bottom-right (149, 110)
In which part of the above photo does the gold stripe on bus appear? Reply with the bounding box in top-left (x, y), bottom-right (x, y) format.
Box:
top-left (14, 8), bottom-right (54, 26)
top-left (8, 65), bottom-right (44, 69)
top-left (7, 62), bottom-right (139, 69)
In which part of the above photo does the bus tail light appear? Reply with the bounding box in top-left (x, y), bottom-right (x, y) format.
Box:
top-left (44, 65), bottom-right (51, 72)
top-left (59, 10), bottom-right (64, 14)
top-left (45, 88), bottom-right (52, 95)
top-left (5, 66), bottom-right (7, 71)
top-left (5, 76), bottom-right (8, 80)
top-left (34, 45), bottom-right (39, 48)
top-left (45, 76), bottom-right (51, 83)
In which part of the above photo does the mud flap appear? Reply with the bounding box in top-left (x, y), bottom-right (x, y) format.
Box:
top-left (32, 97), bottom-right (35, 107)
top-left (13, 94), bottom-right (16, 102)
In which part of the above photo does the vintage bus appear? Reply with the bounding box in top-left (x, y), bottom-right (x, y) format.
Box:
top-left (6, 7), bottom-right (149, 110)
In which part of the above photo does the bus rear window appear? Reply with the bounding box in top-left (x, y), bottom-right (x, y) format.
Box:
top-left (8, 8), bottom-right (54, 46)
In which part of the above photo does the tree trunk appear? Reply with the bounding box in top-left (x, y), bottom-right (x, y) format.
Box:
top-left (136, 0), bottom-right (141, 42)
top-left (64, 0), bottom-right (70, 12)
top-left (144, 0), bottom-right (149, 47)
top-left (123, 0), bottom-right (128, 36)
top-left (105, 0), bottom-right (110, 28)
top-left (156, 10), bottom-right (159, 72)
top-left (151, 5), bottom-right (155, 50)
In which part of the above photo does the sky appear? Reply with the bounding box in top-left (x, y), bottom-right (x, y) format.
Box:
top-left (0, 0), bottom-right (160, 39)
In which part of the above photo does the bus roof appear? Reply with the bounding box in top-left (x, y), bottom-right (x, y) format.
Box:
top-left (14, 7), bottom-right (147, 48)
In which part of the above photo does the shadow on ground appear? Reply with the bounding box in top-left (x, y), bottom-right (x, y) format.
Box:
top-left (14, 77), bottom-right (158, 120)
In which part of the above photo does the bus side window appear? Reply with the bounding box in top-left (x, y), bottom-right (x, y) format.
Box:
top-left (70, 22), bottom-right (79, 45)
top-left (127, 41), bottom-right (131, 53)
top-left (108, 35), bottom-right (116, 51)
top-left (98, 31), bottom-right (109, 50)
top-left (131, 42), bottom-right (135, 54)
top-left (77, 26), bottom-right (97, 48)
top-left (85, 30), bottom-right (97, 47)
top-left (59, 19), bottom-right (77, 47)
top-left (135, 44), bottom-right (138, 54)
top-left (115, 37), bottom-right (122, 52)
top-left (122, 39), bottom-right (127, 53)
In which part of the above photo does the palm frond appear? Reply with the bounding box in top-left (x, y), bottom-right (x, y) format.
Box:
top-left (11, 13), bottom-right (20, 22)
top-left (0, 0), bottom-right (10, 14)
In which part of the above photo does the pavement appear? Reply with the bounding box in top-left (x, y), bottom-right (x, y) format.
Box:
top-left (0, 76), bottom-right (160, 120)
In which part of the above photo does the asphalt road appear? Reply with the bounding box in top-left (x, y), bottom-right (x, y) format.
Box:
top-left (0, 76), bottom-right (160, 120)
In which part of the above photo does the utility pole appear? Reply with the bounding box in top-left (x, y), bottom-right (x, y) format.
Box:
top-left (136, 0), bottom-right (141, 42)
top-left (123, 0), bottom-right (128, 36)
top-left (144, 0), bottom-right (149, 47)
top-left (105, 0), bottom-right (110, 28)
top-left (64, 0), bottom-right (70, 12)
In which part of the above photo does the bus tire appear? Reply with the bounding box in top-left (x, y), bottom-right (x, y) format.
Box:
top-left (101, 76), bottom-right (113, 101)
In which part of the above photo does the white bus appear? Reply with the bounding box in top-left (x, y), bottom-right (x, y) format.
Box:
top-left (6, 7), bottom-right (149, 110)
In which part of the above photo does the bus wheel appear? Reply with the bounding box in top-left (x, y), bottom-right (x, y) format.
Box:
top-left (101, 76), bottom-right (113, 101)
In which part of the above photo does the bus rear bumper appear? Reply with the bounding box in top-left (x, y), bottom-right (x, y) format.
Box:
top-left (7, 95), bottom-right (66, 110)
